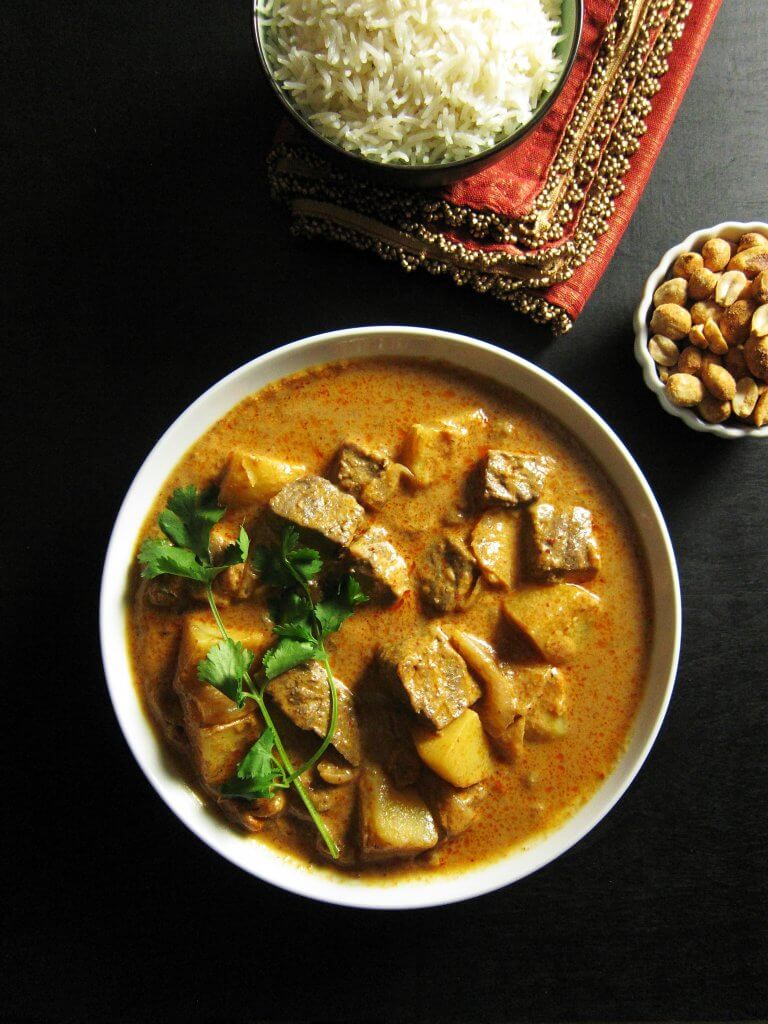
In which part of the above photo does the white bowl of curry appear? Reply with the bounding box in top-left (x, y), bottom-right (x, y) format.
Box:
top-left (100, 326), bottom-right (680, 909)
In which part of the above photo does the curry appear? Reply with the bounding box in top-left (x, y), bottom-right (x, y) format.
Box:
top-left (128, 358), bottom-right (651, 879)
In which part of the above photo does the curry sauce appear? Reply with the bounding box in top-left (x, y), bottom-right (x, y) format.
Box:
top-left (128, 358), bottom-right (651, 880)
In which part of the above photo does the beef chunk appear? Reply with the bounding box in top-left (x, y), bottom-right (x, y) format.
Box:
top-left (528, 502), bottom-right (600, 578)
top-left (423, 777), bottom-right (489, 838)
top-left (145, 574), bottom-right (187, 608)
top-left (418, 536), bottom-right (478, 612)
top-left (480, 451), bottom-right (551, 508)
top-left (348, 525), bottom-right (410, 600)
top-left (333, 441), bottom-right (411, 510)
top-left (289, 778), bottom-right (358, 864)
top-left (269, 475), bottom-right (365, 547)
top-left (266, 661), bottom-right (361, 765)
top-left (378, 632), bottom-right (479, 731)
top-left (333, 441), bottom-right (386, 496)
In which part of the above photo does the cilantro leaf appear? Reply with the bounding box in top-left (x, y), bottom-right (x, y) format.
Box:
top-left (273, 619), bottom-right (315, 643)
top-left (270, 590), bottom-right (313, 627)
top-left (263, 637), bottom-right (319, 680)
top-left (138, 538), bottom-right (218, 583)
top-left (219, 525), bottom-right (250, 568)
top-left (315, 575), bottom-right (369, 636)
top-left (141, 487), bottom-right (250, 588)
top-left (252, 544), bottom-right (294, 589)
top-left (159, 485), bottom-right (225, 562)
top-left (197, 638), bottom-right (254, 707)
top-left (283, 526), bottom-right (323, 582)
top-left (253, 526), bottom-right (321, 588)
top-left (220, 728), bottom-right (283, 800)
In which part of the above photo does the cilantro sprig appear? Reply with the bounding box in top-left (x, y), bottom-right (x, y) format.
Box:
top-left (220, 727), bottom-right (285, 800)
top-left (138, 488), bottom-right (368, 859)
top-left (252, 526), bottom-right (368, 776)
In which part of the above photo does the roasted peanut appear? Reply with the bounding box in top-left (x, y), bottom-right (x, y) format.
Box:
top-left (698, 395), bottom-right (732, 424)
top-left (737, 231), bottom-right (768, 252)
top-left (250, 792), bottom-right (288, 818)
top-left (703, 318), bottom-right (728, 354)
top-left (732, 377), bottom-right (759, 419)
top-left (666, 373), bottom-right (705, 407)
top-left (650, 303), bottom-right (691, 341)
top-left (654, 277), bottom-right (688, 307)
top-left (744, 334), bottom-right (768, 381)
top-left (690, 299), bottom-right (720, 325)
top-left (751, 270), bottom-right (768, 304)
top-left (724, 346), bottom-right (748, 379)
top-left (648, 334), bottom-right (680, 366)
top-left (701, 363), bottom-right (736, 401)
top-left (673, 252), bottom-right (703, 279)
top-left (720, 299), bottom-right (756, 345)
top-left (715, 270), bottom-right (749, 307)
top-left (751, 304), bottom-right (768, 338)
top-left (701, 237), bottom-right (733, 272)
top-left (688, 267), bottom-right (719, 300)
top-left (727, 245), bottom-right (768, 278)
top-left (688, 323), bottom-right (708, 349)
top-left (753, 388), bottom-right (768, 427)
top-left (677, 346), bottom-right (703, 376)
top-left (701, 352), bottom-right (723, 368)
top-left (648, 231), bottom-right (768, 428)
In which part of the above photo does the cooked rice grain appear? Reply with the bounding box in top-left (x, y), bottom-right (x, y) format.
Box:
top-left (260, 0), bottom-right (564, 165)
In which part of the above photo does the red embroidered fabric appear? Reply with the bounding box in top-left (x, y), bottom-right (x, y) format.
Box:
top-left (269, 0), bottom-right (722, 332)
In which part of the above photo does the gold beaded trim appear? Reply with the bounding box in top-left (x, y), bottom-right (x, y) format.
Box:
top-left (291, 209), bottom-right (574, 333)
top-left (269, 0), bottom-right (692, 331)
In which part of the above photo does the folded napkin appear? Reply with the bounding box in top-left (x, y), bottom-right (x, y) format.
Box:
top-left (269, 0), bottom-right (722, 333)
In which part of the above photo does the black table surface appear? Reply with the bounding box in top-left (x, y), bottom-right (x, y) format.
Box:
top-left (4, 1), bottom-right (766, 1021)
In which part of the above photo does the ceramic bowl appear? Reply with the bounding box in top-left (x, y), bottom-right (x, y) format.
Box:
top-left (100, 326), bottom-right (680, 909)
top-left (634, 221), bottom-right (768, 439)
top-left (252, 1), bottom-right (582, 188)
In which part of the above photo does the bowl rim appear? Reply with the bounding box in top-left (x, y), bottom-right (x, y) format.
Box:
top-left (634, 220), bottom-right (768, 440)
top-left (251, 0), bottom-right (584, 178)
top-left (100, 325), bottom-right (680, 909)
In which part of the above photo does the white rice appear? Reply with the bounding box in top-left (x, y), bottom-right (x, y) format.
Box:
top-left (259, 0), bottom-right (564, 166)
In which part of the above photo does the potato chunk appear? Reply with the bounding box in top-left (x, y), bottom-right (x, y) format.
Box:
top-left (359, 765), bottom-right (438, 859)
top-left (194, 717), bottom-right (261, 787)
top-left (470, 509), bottom-right (520, 588)
top-left (219, 449), bottom-right (306, 507)
top-left (174, 613), bottom-right (271, 726)
top-left (502, 584), bottom-right (599, 664)
top-left (526, 669), bottom-right (568, 741)
top-left (400, 411), bottom-right (485, 487)
top-left (413, 709), bottom-right (495, 788)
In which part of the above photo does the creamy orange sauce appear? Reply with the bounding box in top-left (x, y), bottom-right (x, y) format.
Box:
top-left (128, 358), bottom-right (651, 881)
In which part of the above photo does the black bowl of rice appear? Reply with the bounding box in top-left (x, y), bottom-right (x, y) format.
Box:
top-left (253, 0), bottom-right (583, 187)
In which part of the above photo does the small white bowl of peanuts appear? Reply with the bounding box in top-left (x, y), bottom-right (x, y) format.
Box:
top-left (634, 221), bottom-right (768, 438)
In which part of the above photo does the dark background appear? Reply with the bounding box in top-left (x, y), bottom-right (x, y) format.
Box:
top-left (4, 1), bottom-right (766, 1022)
